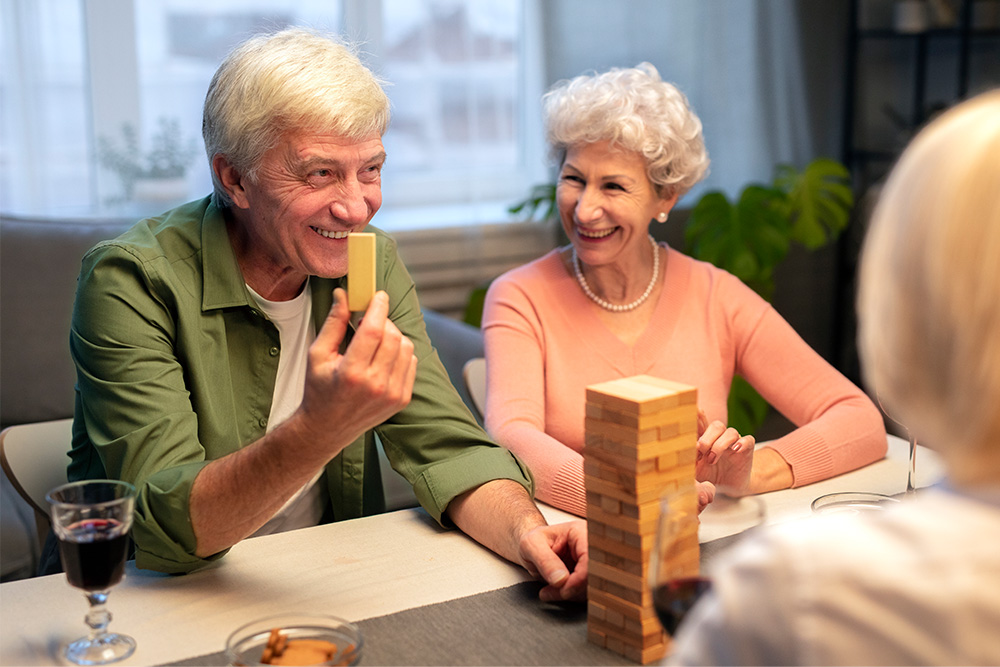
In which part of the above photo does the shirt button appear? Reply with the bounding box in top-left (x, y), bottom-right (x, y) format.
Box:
top-left (269, 346), bottom-right (279, 357)
top-left (258, 417), bottom-right (268, 428)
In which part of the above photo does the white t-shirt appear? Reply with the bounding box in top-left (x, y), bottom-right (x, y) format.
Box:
top-left (668, 484), bottom-right (1000, 666)
top-left (246, 279), bottom-right (326, 536)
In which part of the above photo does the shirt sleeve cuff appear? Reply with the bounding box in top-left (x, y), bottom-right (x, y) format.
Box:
top-left (411, 446), bottom-right (534, 525)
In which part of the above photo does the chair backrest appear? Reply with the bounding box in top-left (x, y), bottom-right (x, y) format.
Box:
top-left (0, 418), bottom-right (73, 548)
top-left (462, 357), bottom-right (487, 423)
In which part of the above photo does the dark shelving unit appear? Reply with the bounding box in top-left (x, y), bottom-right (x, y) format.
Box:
top-left (835, 0), bottom-right (1000, 384)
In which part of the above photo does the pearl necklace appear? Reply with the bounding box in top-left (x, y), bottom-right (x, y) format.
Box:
top-left (572, 235), bottom-right (659, 312)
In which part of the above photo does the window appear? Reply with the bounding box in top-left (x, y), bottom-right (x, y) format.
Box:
top-left (0, 0), bottom-right (545, 229)
top-left (0, 0), bottom-right (90, 215)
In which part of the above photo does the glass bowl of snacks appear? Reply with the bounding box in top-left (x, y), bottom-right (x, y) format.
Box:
top-left (225, 614), bottom-right (363, 666)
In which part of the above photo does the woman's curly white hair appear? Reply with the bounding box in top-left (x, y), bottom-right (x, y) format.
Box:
top-left (542, 62), bottom-right (709, 198)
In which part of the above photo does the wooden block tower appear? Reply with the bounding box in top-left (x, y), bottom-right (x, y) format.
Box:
top-left (584, 375), bottom-right (700, 664)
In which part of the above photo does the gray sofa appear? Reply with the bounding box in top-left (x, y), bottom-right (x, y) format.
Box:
top-left (0, 214), bottom-right (485, 580)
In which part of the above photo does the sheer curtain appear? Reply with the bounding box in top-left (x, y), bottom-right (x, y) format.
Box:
top-left (0, 0), bottom-right (91, 215)
top-left (541, 0), bottom-right (832, 205)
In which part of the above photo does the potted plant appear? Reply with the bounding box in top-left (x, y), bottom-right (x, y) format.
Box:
top-left (497, 157), bottom-right (854, 435)
top-left (97, 116), bottom-right (198, 205)
top-left (684, 158), bottom-right (853, 433)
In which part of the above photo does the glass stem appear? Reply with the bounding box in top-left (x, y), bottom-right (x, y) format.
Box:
top-left (906, 434), bottom-right (917, 494)
top-left (84, 591), bottom-right (113, 642)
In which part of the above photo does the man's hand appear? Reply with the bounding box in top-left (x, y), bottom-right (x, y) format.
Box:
top-left (190, 288), bottom-right (417, 557)
top-left (297, 288), bottom-right (418, 451)
top-left (447, 481), bottom-right (588, 603)
top-left (518, 520), bottom-right (588, 602)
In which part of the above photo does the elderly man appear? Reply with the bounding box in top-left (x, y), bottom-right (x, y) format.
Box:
top-left (54, 27), bottom-right (585, 602)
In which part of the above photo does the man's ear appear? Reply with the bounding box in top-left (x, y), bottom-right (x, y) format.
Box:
top-left (213, 154), bottom-right (250, 209)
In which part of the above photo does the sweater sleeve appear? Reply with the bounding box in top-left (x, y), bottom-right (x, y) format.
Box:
top-left (725, 276), bottom-right (887, 485)
top-left (481, 266), bottom-right (587, 516)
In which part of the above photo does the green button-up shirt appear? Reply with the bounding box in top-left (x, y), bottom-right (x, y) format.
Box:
top-left (68, 197), bottom-right (532, 573)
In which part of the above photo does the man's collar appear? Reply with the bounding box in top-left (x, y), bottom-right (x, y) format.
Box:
top-left (201, 200), bottom-right (254, 311)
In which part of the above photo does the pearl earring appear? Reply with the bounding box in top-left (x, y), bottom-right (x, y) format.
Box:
top-left (656, 212), bottom-right (668, 223)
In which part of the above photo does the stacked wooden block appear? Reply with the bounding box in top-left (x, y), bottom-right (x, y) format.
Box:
top-left (584, 375), bottom-right (700, 664)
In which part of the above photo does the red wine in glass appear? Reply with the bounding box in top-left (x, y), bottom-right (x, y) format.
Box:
top-left (652, 576), bottom-right (712, 635)
top-left (57, 518), bottom-right (129, 592)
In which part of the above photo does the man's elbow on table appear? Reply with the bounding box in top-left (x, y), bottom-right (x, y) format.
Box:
top-left (131, 516), bottom-right (230, 575)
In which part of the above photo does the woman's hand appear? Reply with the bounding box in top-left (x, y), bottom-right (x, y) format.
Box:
top-left (697, 480), bottom-right (716, 513)
top-left (695, 411), bottom-right (755, 495)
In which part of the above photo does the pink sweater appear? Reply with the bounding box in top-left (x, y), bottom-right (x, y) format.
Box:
top-left (481, 245), bottom-right (887, 516)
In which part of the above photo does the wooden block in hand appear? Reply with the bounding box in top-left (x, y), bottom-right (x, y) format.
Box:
top-left (347, 232), bottom-right (376, 311)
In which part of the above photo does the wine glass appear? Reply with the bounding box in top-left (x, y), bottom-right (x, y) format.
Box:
top-left (46, 480), bottom-right (137, 665)
top-left (650, 485), bottom-right (765, 637)
top-left (648, 484), bottom-right (708, 638)
top-left (876, 393), bottom-right (918, 494)
top-left (812, 392), bottom-right (918, 512)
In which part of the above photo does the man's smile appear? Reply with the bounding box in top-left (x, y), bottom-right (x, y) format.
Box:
top-left (311, 227), bottom-right (351, 239)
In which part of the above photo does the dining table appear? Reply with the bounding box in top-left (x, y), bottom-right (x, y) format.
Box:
top-left (0, 434), bottom-right (942, 666)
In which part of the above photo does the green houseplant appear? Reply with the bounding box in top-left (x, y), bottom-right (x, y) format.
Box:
top-left (97, 116), bottom-right (198, 205)
top-left (498, 157), bottom-right (854, 435)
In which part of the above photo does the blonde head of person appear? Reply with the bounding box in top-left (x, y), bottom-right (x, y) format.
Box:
top-left (858, 89), bottom-right (1000, 487)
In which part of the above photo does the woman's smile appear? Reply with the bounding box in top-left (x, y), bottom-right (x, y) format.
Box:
top-left (575, 226), bottom-right (619, 241)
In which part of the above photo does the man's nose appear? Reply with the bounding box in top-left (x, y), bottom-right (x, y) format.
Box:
top-left (329, 178), bottom-right (369, 222)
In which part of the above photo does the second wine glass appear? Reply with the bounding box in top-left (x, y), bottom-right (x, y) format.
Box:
top-left (876, 393), bottom-right (918, 494)
top-left (648, 484), bottom-right (707, 637)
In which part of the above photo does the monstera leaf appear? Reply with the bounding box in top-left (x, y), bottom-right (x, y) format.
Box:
top-left (685, 185), bottom-right (791, 300)
top-left (774, 158), bottom-right (853, 249)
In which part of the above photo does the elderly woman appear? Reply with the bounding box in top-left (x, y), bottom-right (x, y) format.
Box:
top-left (669, 90), bottom-right (1000, 665)
top-left (482, 63), bottom-right (886, 516)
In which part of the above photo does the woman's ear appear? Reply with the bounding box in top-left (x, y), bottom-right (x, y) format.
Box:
top-left (212, 154), bottom-right (250, 209)
top-left (654, 190), bottom-right (680, 223)
top-left (659, 190), bottom-right (680, 214)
